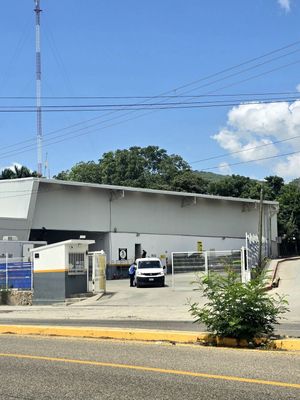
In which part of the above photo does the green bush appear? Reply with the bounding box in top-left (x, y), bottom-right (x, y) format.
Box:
top-left (189, 270), bottom-right (289, 340)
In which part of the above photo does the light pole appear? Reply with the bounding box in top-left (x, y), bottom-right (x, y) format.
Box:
top-left (257, 187), bottom-right (264, 272)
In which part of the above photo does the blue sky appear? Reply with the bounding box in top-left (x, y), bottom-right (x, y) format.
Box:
top-left (1, 0), bottom-right (300, 181)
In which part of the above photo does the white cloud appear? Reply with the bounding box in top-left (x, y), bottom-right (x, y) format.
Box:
top-left (218, 162), bottom-right (232, 175)
top-left (296, 84), bottom-right (300, 92)
top-left (213, 128), bottom-right (279, 162)
top-left (212, 99), bottom-right (300, 180)
top-left (278, 0), bottom-right (291, 12)
top-left (275, 154), bottom-right (300, 178)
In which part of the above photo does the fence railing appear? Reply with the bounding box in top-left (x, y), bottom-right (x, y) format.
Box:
top-left (171, 249), bottom-right (249, 290)
top-left (245, 232), bottom-right (268, 269)
top-left (0, 257), bottom-right (32, 290)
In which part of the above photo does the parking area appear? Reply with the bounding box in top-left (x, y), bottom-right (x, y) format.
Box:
top-left (92, 272), bottom-right (205, 320)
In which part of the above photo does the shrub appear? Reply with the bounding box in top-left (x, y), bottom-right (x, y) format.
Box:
top-left (189, 270), bottom-right (289, 340)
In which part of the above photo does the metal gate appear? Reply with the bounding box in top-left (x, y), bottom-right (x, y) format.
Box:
top-left (88, 252), bottom-right (106, 293)
top-left (171, 248), bottom-right (250, 290)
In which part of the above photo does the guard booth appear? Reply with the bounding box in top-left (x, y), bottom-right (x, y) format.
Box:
top-left (88, 251), bottom-right (106, 293)
top-left (31, 239), bottom-right (95, 304)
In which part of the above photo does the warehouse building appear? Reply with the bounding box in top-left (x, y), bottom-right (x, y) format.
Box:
top-left (0, 178), bottom-right (279, 278)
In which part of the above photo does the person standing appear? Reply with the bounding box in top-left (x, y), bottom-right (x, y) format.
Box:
top-left (128, 262), bottom-right (136, 287)
top-left (142, 249), bottom-right (147, 258)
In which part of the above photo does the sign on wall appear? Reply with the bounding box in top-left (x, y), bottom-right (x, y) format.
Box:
top-left (118, 248), bottom-right (128, 261)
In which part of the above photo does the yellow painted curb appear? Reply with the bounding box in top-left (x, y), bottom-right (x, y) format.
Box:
top-left (273, 339), bottom-right (300, 351)
top-left (0, 325), bottom-right (299, 351)
top-left (0, 325), bottom-right (208, 344)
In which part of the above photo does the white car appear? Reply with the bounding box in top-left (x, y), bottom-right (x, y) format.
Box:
top-left (135, 257), bottom-right (165, 288)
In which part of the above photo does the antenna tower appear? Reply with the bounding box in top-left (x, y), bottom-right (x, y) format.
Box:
top-left (34, 0), bottom-right (43, 176)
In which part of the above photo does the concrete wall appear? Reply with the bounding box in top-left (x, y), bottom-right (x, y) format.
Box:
top-left (33, 271), bottom-right (66, 304)
top-left (65, 274), bottom-right (87, 297)
top-left (32, 182), bottom-right (110, 231)
top-left (0, 179), bottom-right (34, 219)
top-left (31, 181), bottom-right (272, 240)
top-left (0, 179), bottom-right (39, 241)
top-left (110, 192), bottom-right (260, 237)
top-left (33, 245), bottom-right (66, 272)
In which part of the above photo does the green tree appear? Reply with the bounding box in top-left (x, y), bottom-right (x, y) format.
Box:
top-left (264, 176), bottom-right (285, 200)
top-left (55, 146), bottom-right (191, 190)
top-left (0, 165), bottom-right (38, 180)
top-left (171, 171), bottom-right (208, 193)
top-left (207, 175), bottom-right (258, 198)
top-left (56, 161), bottom-right (101, 183)
top-left (277, 182), bottom-right (300, 253)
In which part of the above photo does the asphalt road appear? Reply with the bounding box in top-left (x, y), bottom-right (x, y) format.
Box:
top-left (0, 335), bottom-right (299, 399)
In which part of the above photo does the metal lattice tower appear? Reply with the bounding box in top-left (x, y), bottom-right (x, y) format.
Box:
top-left (34, 0), bottom-right (43, 176)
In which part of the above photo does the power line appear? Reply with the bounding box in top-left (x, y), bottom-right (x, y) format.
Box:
top-left (0, 91), bottom-right (300, 99)
top-left (1, 40), bottom-right (300, 162)
top-left (201, 149), bottom-right (300, 171)
top-left (0, 94), bottom-right (299, 108)
top-left (0, 96), bottom-right (299, 113)
top-left (162, 39), bottom-right (300, 93)
top-left (190, 135), bottom-right (300, 164)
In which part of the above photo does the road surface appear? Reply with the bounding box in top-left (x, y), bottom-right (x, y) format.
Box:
top-left (273, 258), bottom-right (300, 322)
top-left (0, 335), bottom-right (299, 399)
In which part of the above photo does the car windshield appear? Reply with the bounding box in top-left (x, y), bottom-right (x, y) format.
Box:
top-left (138, 260), bottom-right (161, 269)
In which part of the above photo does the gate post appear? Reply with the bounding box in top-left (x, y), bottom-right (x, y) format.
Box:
top-left (241, 247), bottom-right (250, 283)
top-left (5, 253), bottom-right (8, 289)
top-left (204, 251), bottom-right (208, 275)
top-left (171, 252), bottom-right (174, 290)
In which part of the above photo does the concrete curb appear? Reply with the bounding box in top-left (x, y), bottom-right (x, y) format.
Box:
top-left (0, 324), bottom-right (299, 351)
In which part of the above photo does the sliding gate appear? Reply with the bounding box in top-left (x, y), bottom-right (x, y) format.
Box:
top-left (171, 248), bottom-right (250, 290)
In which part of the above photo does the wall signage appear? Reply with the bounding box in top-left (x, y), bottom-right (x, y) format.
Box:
top-left (119, 248), bottom-right (128, 261)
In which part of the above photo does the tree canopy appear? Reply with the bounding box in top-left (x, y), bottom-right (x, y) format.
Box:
top-left (0, 165), bottom-right (38, 180)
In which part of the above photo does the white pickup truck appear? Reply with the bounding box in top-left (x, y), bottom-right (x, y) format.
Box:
top-left (135, 257), bottom-right (165, 288)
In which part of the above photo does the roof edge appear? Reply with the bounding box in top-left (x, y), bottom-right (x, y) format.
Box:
top-left (1, 177), bottom-right (279, 205)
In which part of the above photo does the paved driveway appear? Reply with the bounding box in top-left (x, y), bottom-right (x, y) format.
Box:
top-left (273, 258), bottom-right (300, 323)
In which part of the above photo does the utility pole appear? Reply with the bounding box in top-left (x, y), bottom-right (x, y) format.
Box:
top-left (257, 186), bottom-right (264, 272)
top-left (34, 0), bottom-right (43, 176)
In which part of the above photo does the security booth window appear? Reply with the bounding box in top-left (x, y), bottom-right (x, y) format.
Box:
top-left (68, 253), bottom-right (85, 275)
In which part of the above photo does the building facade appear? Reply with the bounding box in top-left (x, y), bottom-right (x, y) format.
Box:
top-left (0, 178), bottom-right (279, 278)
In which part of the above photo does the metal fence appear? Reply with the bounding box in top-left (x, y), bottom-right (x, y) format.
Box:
top-left (171, 249), bottom-right (248, 290)
top-left (0, 257), bottom-right (32, 290)
top-left (245, 232), bottom-right (268, 269)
